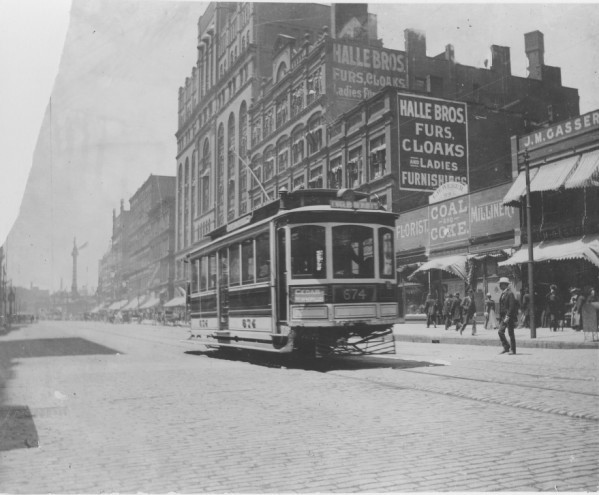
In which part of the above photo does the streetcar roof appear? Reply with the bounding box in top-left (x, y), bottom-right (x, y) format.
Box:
top-left (186, 189), bottom-right (397, 259)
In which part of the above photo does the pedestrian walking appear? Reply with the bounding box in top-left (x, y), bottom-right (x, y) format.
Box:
top-left (451, 292), bottom-right (462, 331)
top-left (569, 288), bottom-right (584, 330)
top-left (498, 277), bottom-right (518, 354)
top-left (424, 293), bottom-right (437, 328)
top-left (518, 287), bottom-right (530, 328)
top-left (443, 294), bottom-right (454, 330)
top-left (460, 288), bottom-right (478, 335)
top-left (545, 284), bottom-right (562, 332)
top-left (484, 293), bottom-right (499, 329)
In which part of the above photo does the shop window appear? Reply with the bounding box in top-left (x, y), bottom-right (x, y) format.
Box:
top-left (369, 135), bottom-right (387, 180)
top-left (333, 225), bottom-right (374, 278)
top-left (291, 225), bottom-right (326, 279)
top-left (256, 233), bottom-right (270, 282)
top-left (241, 239), bottom-right (254, 284)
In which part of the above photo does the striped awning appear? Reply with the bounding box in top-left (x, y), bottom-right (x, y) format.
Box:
top-left (164, 296), bottom-right (186, 308)
top-left (502, 167), bottom-right (539, 206)
top-left (122, 296), bottom-right (147, 311)
top-left (499, 235), bottom-right (599, 269)
top-left (108, 299), bottom-right (128, 311)
top-left (409, 254), bottom-right (469, 280)
top-left (563, 149), bottom-right (599, 189)
top-left (139, 296), bottom-right (160, 309)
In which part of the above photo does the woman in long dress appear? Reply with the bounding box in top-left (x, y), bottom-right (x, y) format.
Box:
top-left (484, 293), bottom-right (498, 330)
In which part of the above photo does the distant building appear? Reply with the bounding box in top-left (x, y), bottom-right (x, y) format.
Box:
top-left (97, 175), bottom-right (176, 309)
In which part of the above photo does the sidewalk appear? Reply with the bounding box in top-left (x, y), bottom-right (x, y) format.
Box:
top-left (392, 322), bottom-right (599, 349)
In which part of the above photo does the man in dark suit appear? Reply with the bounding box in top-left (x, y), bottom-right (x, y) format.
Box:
top-left (498, 277), bottom-right (518, 354)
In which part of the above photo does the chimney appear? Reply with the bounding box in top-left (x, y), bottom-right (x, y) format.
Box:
top-left (491, 45), bottom-right (511, 75)
top-left (404, 29), bottom-right (426, 59)
top-left (525, 30), bottom-right (544, 80)
top-left (445, 44), bottom-right (455, 64)
top-left (120, 199), bottom-right (124, 213)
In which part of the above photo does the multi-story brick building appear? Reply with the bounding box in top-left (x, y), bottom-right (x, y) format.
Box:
top-left (175, 2), bottom-right (579, 297)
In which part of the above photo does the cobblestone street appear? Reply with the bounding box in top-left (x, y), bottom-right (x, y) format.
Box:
top-left (1, 320), bottom-right (598, 492)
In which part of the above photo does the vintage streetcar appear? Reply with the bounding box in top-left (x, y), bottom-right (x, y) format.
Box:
top-left (186, 188), bottom-right (399, 357)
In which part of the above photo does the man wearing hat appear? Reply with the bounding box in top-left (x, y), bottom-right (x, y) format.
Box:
top-left (498, 277), bottom-right (518, 354)
top-left (546, 284), bottom-right (562, 332)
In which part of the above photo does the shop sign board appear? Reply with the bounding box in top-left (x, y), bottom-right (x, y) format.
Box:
top-left (519, 109), bottom-right (599, 152)
top-left (469, 182), bottom-right (518, 238)
top-left (397, 93), bottom-right (469, 192)
top-left (327, 40), bottom-right (407, 102)
top-left (429, 181), bottom-right (469, 204)
top-left (396, 183), bottom-right (518, 254)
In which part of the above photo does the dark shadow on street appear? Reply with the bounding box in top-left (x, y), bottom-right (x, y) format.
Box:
top-left (0, 336), bottom-right (119, 452)
top-left (185, 348), bottom-right (443, 372)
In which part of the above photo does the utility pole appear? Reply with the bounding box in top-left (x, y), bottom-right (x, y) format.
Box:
top-left (523, 150), bottom-right (537, 339)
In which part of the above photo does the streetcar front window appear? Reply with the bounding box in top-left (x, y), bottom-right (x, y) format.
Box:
top-left (291, 225), bottom-right (326, 279)
top-left (379, 228), bottom-right (395, 278)
top-left (191, 259), bottom-right (199, 293)
top-left (199, 256), bottom-right (206, 291)
top-left (332, 225), bottom-right (374, 278)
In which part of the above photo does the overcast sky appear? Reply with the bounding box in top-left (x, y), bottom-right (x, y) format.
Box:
top-left (1, 0), bottom-right (598, 292)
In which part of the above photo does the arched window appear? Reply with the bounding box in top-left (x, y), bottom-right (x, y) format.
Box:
top-left (184, 158), bottom-right (190, 247)
top-left (201, 139), bottom-right (211, 214)
top-left (307, 112), bottom-right (323, 155)
top-left (276, 61), bottom-right (288, 83)
top-left (217, 124), bottom-right (225, 226)
top-left (191, 150), bottom-right (197, 221)
top-left (277, 135), bottom-right (289, 173)
top-left (178, 163), bottom-right (183, 249)
top-left (227, 113), bottom-right (236, 221)
top-left (264, 146), bottom-right (275, 181)
top-left (291, 124), bottom-right (305, 165)
top-left (239, 102), bottom-right (248, 215)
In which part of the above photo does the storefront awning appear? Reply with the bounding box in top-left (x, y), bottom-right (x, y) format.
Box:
top-left (409, 254), bottom-right (469, 280)
top-left (164, 296), bottom-right (186, 308)
top-left (502, 168), bottom-right (539, 206)
top-left (108, 299), bottom-right (128, 311)
top-left (563, 149), bottom-right (599, 189)
top-left (140, 296), bottom-right (160, 309)
top-left (498, 235), bottom-right (599, 269)
top-left (122, 296), bottom-right (147, 311)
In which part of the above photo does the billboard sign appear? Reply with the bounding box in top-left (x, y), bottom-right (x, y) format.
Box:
top-left (327, 40), bottom-right (407, 102)
top-left (397, 93), bottom-right (469, 192)
top-left (396, 183), bottom-right (517, 253)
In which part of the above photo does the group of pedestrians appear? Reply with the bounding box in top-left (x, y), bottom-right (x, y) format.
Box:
top-left (424, 290), bottom-right (478, 335)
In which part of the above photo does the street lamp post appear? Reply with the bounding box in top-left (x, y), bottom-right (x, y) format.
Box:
top-left (523, 150), bottom-right (537, 339)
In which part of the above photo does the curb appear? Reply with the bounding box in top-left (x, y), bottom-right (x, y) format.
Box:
top-left (393, 333), bottom-right (599, 350)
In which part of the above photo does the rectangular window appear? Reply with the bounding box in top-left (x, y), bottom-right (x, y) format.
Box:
top-left (191, 259), bottom-right (199, 293)
top-left (230, 244), bottom-right (240, 286)
top-left (378, 228), bottom-right (395, 278)
top-left (241, 239), bottom-right (254, 284)
top-left (199, 256), bottom-right (206, 291)
top-left (291, 225), bottom-right (326, 279)
top-left (308, 166), bottom-right (323, 189)
top-left (207, 253), bottom-right (217, 290)
top-left (329, 156), bottom-right (343, 189)
top-left (347, 147), bottom-right (363, 188)
top-left (255, 233), bottom-right (270, 282)
top-left (332, 225), bottom-right (374, 279)
top-left (369, 135), bottom-right (387, 180)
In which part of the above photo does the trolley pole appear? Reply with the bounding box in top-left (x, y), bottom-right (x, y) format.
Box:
top-left (523, 150), bottom-right (536, 339)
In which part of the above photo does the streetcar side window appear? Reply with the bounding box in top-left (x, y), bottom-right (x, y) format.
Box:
top-left (219, 248), bottom-right (228, 286)
top-left (332, 225), bottom-right (374, 278)
top-left (208, 253), bottom-right (217, 289)
top-left (256, 233), bottom-right (270, 282)
top-left (199, 256), bottom-right (206, 291)
top-left (191, 259), bottom-right (199, 293)
top-left (229, 244), bottom-right (240, 286)
top-left (379, 228), bottom-right (395, 278)
top-left (241, 239), bottom-right (254, 284)
top-left (290, 225), bottom-right (326, 279)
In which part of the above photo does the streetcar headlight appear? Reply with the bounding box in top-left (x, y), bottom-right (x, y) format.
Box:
top-left (291, 287), bottom-right (326, 303)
